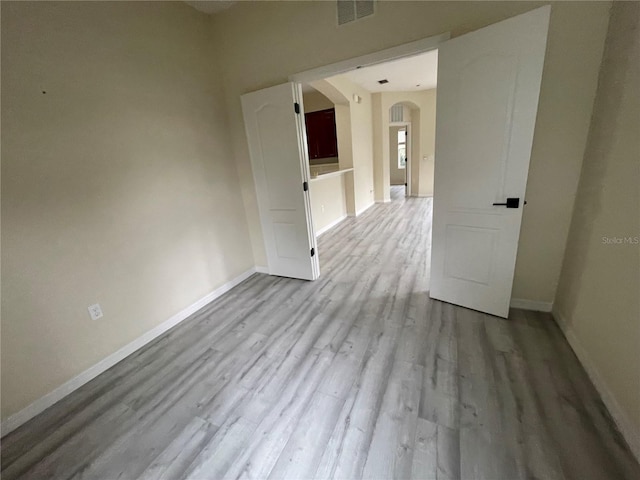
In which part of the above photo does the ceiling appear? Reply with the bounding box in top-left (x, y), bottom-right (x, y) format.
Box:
top-left (335, 50), bottom-right (438, 93)
top-left (185, 1), bottom-right (236, 15)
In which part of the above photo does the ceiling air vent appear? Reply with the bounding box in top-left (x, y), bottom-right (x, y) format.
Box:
top-left (337, 0), bottom-right (375, 26)
top-left (355, 0), bottom-right (375, 19)
top-left (378, 79), bottom-right (389, 85)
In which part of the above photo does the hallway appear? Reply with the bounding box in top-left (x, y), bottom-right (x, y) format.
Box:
top-left (2, 193), bottom-right (638, 480)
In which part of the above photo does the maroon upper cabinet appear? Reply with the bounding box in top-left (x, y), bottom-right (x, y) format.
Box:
top-left (304, 108), bottom-right (338, 160)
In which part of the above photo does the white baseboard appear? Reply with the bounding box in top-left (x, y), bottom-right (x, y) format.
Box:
top-left (375, 199), bottom-right (391, 204)
top-left (0, 267), bottom-right (259, 437)
top-left (554, 310), bottom-right (640, 462)
top-left (510, 298), bottom-right (553, 312)
top-left (255, 265), bottom-right (269, 274)
top-left (315, 215), bottom-right (347, 237)
top-left (354, 202), bottom-right (375, 217)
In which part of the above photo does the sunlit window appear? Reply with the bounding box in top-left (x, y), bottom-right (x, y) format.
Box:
top-left (398, 128), bottom-right (407, 169)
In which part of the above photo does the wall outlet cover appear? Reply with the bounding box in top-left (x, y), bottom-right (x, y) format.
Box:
top-left (88, 304), bottom-right (103, 321)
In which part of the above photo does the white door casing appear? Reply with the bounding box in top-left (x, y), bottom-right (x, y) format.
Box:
top-left (430, 6), bottom-right (550, 317)
top-left (241, 82), bottom-right (320, 280)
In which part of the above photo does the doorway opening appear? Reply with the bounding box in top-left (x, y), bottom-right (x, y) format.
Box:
top-left (242, 6), bottom-right (550, 318)
top-left (391, 124), bottom-right (409, 194)
top-left (298, 48), bottom-right (439, 248)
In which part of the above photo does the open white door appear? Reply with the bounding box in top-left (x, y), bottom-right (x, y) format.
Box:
top-left (241, 83), bottom-right (319, 280)
top-left (430, 6), bottom-right (550, 318)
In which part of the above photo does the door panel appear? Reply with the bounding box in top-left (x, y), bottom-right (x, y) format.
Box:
top-left (241, 83), bottom-right (319, 280)
top-left (430, 6), bottom-right (550, 317)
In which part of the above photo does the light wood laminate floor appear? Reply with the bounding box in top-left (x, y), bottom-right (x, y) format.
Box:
top-left (2, 186), bottom-right (639, 479)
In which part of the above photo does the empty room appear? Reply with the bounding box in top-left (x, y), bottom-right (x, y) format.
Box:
top-left (1, 1), bottom-right (639, 479)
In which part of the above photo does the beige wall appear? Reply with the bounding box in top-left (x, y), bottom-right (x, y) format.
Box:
top-left (309, 174), bottom-right (348, 234)
top-left (554, 1), bottom-right (640, 446)
top-left (389, 126), bottom-right (406, 185)
top-left (309, 79), bottom-right (358, 215)
top-left (212, 1), bottom-right (610, 305)
top-left (334, 105), bottom-right (356, 215)
top-left (409, 108), bottom-right (421, 197)
top-left (323, 76), bottom-right (375, 215)
top-left (302, 89), bottom-right (334, 113)
top-left (1, 2), bottom-right (253, 420)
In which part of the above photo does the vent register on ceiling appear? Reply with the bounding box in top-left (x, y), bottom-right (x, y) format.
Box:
top-left (337, 0), bottom-right (375, 25)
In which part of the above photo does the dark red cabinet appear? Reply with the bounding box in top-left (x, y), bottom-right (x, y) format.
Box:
top-left (304, 108), bottom-right (338, 160)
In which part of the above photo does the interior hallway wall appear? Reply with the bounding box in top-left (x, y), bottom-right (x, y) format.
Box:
top-left (302, 89), bottom-right (334, 113)
top-left (553, 1), bottom-right (640, 456)
top-left (373, 90), bottom-right (437, 201)
top-left (1, 1), bottom-right (254, 421)
top-left (323, 76), bottom-right (375, 215)
top-left (211, 1), bottom-right (611, 305)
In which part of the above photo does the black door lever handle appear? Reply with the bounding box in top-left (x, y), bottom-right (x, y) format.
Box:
top-left (493, 197), bottom-right (520, 208)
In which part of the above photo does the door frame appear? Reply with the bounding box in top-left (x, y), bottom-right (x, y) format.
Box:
top-left (289, 33), bottom-right (447, 208)
top-left (389, 121), bottom-right (412, 196)
top-left (289, 33), bottom-right (449, 84)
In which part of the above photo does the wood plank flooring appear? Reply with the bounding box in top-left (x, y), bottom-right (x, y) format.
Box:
top-left (2, 186), bottom-right (639, 479)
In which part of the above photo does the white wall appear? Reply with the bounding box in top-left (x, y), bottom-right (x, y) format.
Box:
top-left (1, 1), bottom-right (253, 421)
top-left (553, 1), bottom-right (640, 457)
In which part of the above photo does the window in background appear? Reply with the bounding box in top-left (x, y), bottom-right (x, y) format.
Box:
top-left (398, 128), bottom-right (407, 169)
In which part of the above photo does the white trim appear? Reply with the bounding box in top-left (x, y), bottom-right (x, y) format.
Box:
top-left (509, 298), bottom-right (553, 312)
top-left (309, 168), bottom-right (354, 182)
top-left (554, 311), bottom-right (640, 462)
top-left (0, 267), bottom-right (259, 437)
top-left (375, 200), bottom-right (392, 204)
top-left (255, 265), bottom-right (269, 274)
top-left (352, 201), bottom-right (375, 217)
top-left (315, 215), bottom-right (348, 237)
top-left (289, 33), bottom-right (449, 84)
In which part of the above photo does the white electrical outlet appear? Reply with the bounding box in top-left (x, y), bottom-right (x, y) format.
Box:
top-left (321, 204), bottom-right (325, 213)
top-left (88, 303), bottom-right (103, 321)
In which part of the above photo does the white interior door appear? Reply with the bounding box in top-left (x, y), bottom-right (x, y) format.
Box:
top-left (430, 6), bottom-right (550, 318)
top-left (241, 82), bottom-right (319, 280)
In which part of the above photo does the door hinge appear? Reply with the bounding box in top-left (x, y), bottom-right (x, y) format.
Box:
top-left (294, 102), bottom-right (301, 114)
top-left (303, 181), bottom-right (308, 191)
top-left (310, 247), bottom-right (315, 257)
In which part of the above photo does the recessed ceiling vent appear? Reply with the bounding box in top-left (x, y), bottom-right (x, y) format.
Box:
top-left (337, 0), bottom-right (375, 26)
top-left (378, 79), bottom-right (389, 85)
